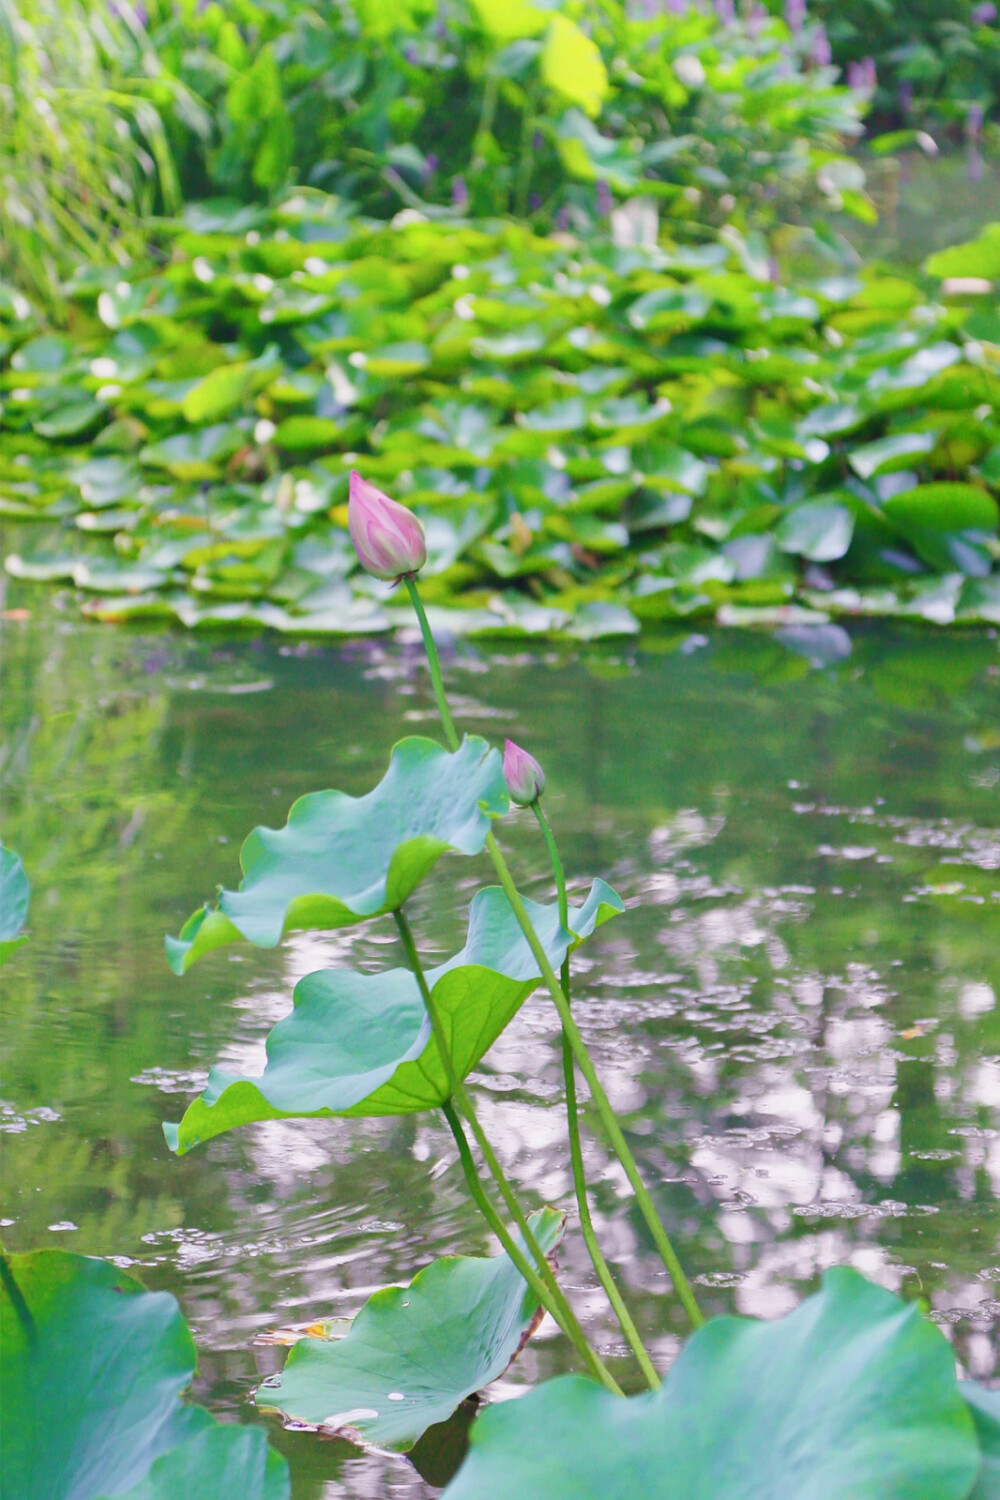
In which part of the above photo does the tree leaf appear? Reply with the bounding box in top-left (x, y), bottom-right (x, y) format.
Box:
top-left (469, 0), bottom-right (549, 41)
top-left (541, 17), bottom-right (609, 118)
top-left (0, 845), bottom-right (29, 962)
top-left (165, 880), bottom-right (623, 1151)
top-left (774, 500), bottom-right (855, 561)
top-left (254, 1208), bottom-right (565, 1452)
top-left (166, 736), bottom-right (509, 972)
top-left (441, 1268), bottom-right (980, 1500)
top-left (0, 1250), bottom-right (289, 1500)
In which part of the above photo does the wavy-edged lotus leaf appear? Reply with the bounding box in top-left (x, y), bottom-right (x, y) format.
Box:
top-left (0, 845), bottom-right (29, 962)
top-left (441, 1268), bottom-right (981, 1500)
top-left (0, 1250), bottom-right (289, 1500)
top-left (255, 1207), bottom-right (564, 1452)
top-left (166, 736), bottom-right (508, 972)
top-left (165, 879), bottom-right (623, 1152)
top-left (966, 1384), bottom-right (1000, 1500)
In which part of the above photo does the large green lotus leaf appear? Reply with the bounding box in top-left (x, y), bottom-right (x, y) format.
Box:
top-left (166, 736), bottom-right (508, 973)
top-left (441, 1268), bottom-right (980, 1500)
top-left (255, 1207), bottom-right (564, 1451)
top-left (165, 880), bottom-right (623, 1152)
top-left (0, 1250), bottom-right (289, 1500)
top-left (965, 1384), bottom-right (1000, 1500)
top-left (0, 844), bottom-right (29, 962)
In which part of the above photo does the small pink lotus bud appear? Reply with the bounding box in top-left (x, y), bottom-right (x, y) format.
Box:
top-left (503, 739), bottom-right (545, 806)
top-left (348, 471), bottom-right (427, 582)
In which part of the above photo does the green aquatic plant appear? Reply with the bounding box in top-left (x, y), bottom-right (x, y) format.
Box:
top-left (0, 1248), bottom-right (290, 1499)
top-left (146, 475), bottom-right (1000, 1491)
top-left (3, 204), bottom-right (998, 638)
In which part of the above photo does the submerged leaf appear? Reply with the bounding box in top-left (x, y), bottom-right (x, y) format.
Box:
top-left (0, 1250), bottom-right (289, 1500)
top-left (165, 880), bottom-right (623, 1151)
top-left (442, 1268), bottom-right (981, 1500)
top-left (255, 1209), bottom-right (564, 1451)
top-left (166, 736), bottom-right (508, 971)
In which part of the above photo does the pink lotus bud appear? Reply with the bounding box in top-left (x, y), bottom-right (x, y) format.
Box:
top-left (503, 739), bottom-right (545, 806)
top-left (348, 471), bottom-right (427, 582)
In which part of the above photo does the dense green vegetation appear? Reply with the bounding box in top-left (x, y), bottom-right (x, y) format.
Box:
top-left (2, 0), bottom-right (868, 304)
top-left (3, 208), bottom-right (998, 636)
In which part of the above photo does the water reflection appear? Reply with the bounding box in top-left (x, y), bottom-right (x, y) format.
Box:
top-left (1, 609), bottom-right (998, 1495)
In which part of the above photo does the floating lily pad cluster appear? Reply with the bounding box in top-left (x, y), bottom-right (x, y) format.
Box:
top-left (3, 203), bottom-right (998, 636)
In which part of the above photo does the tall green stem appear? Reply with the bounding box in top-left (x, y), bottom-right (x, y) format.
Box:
top-left (404, 578), bottom-right (460, 750)
top-left (403, 574), bottom-right (703, 1331)
top-left (392, 907), bottom-right (621, 1393)
top-left (533, 804), bottom-right (661, 1389)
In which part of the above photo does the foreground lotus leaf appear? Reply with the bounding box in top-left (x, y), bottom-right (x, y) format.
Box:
top-left (255, 1207), bottom-right (564, 1451)
top-left (965, 1384), bottom-right (1000, 1500)
top-left (0, 845), bottom-right (29, 962)
top-left (441, 1268), bottom-right (985, 1500)
top-left (166, 735), bottom-right (508, 972)
top-left (0, 1249), bottom-right (289, 1500)
top-left (165, 879), bottom-right (623, 1152)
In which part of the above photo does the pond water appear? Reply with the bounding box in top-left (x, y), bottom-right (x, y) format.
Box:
top-left (2, 604), bottom-right (999, 1497)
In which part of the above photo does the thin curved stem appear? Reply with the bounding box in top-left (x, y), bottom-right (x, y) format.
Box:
top-left (393, 907), bottom-right (621, 1393)
top-left (533, 804), bottom-right (662, 1389)
top-left (403, 575), bottom-right (702, 1329)
top-left (482, 831), bottom-right (704, 1329)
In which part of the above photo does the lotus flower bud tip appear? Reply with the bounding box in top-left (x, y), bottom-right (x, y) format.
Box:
top-left (348, 470), bottom-right (427, 582)
top-left (503, 739), bottom-right (545, 806)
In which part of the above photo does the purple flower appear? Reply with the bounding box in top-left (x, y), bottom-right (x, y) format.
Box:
top-left (452, 176), bottom-right (468, 209)
top-left (714, 0), bottom-right (735, 24)
top-left (503, 740), bottom-right (546, 806)
top-left (529, 192), bottom-right (543, 212)
top-left (898, 80), bottom-right (913, 112)
top-left (785, 0), bottom-right (807, 35)
top-left (971, 2), bottom-right (997, 23)
top-left (747, 2), bottom-right (767, 37)
top-left (808, 24), bottom-right (832, 66)
top-left (423, 152), bottom-right (439, 185)
top-left (847, 56), bottom-right (877, 91)
top-left (968, 146), bottom-right (985, 183)
top-left (967, 102), bottom-right (985, 142)
top-left (348, 472), bottom-right (427, 582)
top-left (596, 180), bottom-right (614, 217)
top-left (556, 206), bottom-right (572, 231)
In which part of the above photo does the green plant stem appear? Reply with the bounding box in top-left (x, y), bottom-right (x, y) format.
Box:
top-left (403, 575), bottom-right (703, 1331)
top-left (533, 804), bottom-right (662, 1390)
top-left (392, 907), bottom-right (621, 1393)
top-left (404, 578), bottom-right (460, 750)
top-left (483, 831), bottom-right (704, 1330)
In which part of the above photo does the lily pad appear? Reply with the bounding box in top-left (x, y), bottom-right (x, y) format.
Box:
top-left (165, 880), bottom-right (623, 1152)
top-left (442, 1268), bottom-right (982, 1500)
top-left (166, 736), bottom-right (508, 972)
top-left (774, 500), bottom-right (855, 562)
top-left (0, 1249), bottom-right (289, 1500)
top-left (0, 845), bottom-right (29, 961)
top-left (255, 1208), bottom-right (564, 1451)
